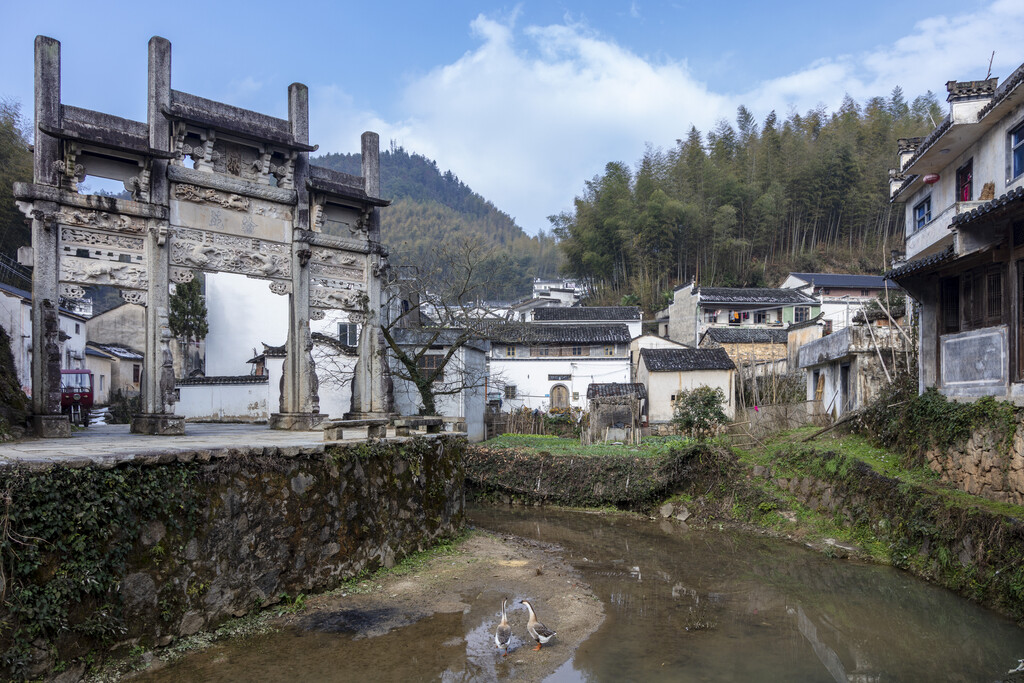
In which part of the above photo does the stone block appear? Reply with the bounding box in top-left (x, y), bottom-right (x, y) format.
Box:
top-left (130, 414), bottom-right (185, 436)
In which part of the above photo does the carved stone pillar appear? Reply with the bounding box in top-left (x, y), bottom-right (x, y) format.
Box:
top-left (269, 83), bottom-right (321, 430)
top-left (347, 131), bottom-right (393, 419)
top-left (29, 37), bottom-right (70, 437)
top-left (130, 36), bottom-right (184, 435)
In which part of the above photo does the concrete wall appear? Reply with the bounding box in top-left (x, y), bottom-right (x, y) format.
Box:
top-left (638, 362), bottom-right (735, 422)
top-left (86, 303), bottom-right (146, 353)
top-left (176, 379), bottom-right (270, 422)
top-left (667, 284), bottom-right (699, 345)
top-left (0, 437), bottom-right (465, 679)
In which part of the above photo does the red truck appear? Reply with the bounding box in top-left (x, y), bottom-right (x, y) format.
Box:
top-left (60, 369), bottom-right (94, 425)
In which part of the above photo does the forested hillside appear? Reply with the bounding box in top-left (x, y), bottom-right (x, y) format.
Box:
top-left (0, 102), bottom-right (32, 271)
top-left (552, 88), bottom-right (944, 311)
top-left (316, 145), bottom-right (560, 299)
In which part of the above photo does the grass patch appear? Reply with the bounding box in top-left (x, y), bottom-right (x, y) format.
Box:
top-left (483, 433), bottom-right (696, 457)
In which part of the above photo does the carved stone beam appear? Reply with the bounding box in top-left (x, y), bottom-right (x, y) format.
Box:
top-left (169, 267), bottom-right (195, 284)
top-left (120, 290), bottom-right (147, 305)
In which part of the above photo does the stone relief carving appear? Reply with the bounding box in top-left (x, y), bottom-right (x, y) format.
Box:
top-left (269, 281), bottom-right (291, 295)
top-left (170, 227), bottom-right (291, 278)
top-left (60, 227), bottom-right (145, 252)
top-left (309, 280), bottom-right (365, 311)
top-left (123, 167), bottom-right (151, 202)
top-left (309, 310), bottom-right (325, 320)
top-left (60, 256), bottom-right (148, 289)
top-left (174, 183), bottom-right (250, 212)
top-left (60, 284), bottom-right (85, 299)
top-left (120, 290), bottom-right (147, 305)
top-left (169, 267), bottom-right (195, 284)
top-left (308, 246), bottom-right (365, 284)
top-left (56, 208), bottom-right (146, 233)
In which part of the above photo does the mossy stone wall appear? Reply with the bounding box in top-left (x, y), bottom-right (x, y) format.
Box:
top-left (0, 436), bottom-right (464, 679)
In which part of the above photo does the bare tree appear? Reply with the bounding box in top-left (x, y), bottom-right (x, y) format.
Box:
top-left (380, 238), bottom-right (512, 416)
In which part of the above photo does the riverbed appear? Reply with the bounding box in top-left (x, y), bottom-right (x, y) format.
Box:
top-left (131, 505), bottom-right (1024, 682)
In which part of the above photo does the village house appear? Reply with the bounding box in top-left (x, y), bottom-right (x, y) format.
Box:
top-left (887, 62), bottom-right (1024, 401)
top-left (0, 282), bottom-right (87, 395)
top-left (698, 326), bottom-right (789, 373)
top-left (387, 327), bottom-right (489, 442)
top-left (636, 347), bottom-right (736, 423)
top-left (84, 342), bottom-right (143, 403)
top-left (662, 284), bottom-right (820, 349)
top-left (798, 325), bottom-right (903, 419)
top-left (586, 382), bottom-right (647, 443)
top-left (780, 273), bottom-right (901, 331)
top-left (488, 323), bottom-right (631, 412)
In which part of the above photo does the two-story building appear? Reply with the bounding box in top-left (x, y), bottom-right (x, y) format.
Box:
top-left (488, 323), bottom-right (632, 411)
top-left (664, 284), bottom-right (820, 350)
top-left (780, 273), bottom-right (901, 331)
top-left (531, 306), bottom-right (642, 338)
top-left (887, 64), bottom-right (1024, 401)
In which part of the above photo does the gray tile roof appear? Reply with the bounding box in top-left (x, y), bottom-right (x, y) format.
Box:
top-left (640, 347), bottom-right (736, 372)
top-left (699, 287), bottom-right (815, 305)
top-left (488, 323), bottom-right (631, 345)
top-left (950, 185), bottom-right (1024, 228)
top-left (702, 327), bottom-right (788, 345)
top-left (533, 306), bottom-right (641, 321)
top-left (886, 245), bottom-right (955, 280)
top-left (86, 342), bottom-right (144, 360)
top-left (587, 383), bottom-right (647, 399)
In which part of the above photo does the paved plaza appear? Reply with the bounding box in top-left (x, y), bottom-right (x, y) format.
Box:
top-left (0, 422), bottom-right (354, 467)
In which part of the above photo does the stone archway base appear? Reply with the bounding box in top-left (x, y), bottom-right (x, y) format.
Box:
top-left (131, 414), bottom-right (186, 435)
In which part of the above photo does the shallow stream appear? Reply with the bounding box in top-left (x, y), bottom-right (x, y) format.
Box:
top-left (139, 505), bottom-right (1024, 681)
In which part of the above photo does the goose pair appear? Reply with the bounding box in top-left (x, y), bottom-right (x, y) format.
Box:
top-left (494, 598), bottom-right (556, 655)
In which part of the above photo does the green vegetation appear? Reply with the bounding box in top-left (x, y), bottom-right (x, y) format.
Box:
top-left (316, 145), bottom-right (560, 299)
top-left (553, 90), bottom-right (943, 311)
top-left (0, 463), bottom-right (200, 677)
top-left (672, 386), bottom-right (728, 438)
top-left (0, 100), bottom-right (32, 262)
top-left (482, 433), bottom-right (696, 457)
top-left (861, 380), bottom-right (1018, 467)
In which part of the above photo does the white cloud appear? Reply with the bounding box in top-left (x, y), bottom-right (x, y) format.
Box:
top-left (311, 2), bottom-right (1024, 235)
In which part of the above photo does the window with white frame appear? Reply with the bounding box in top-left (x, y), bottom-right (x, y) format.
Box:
top-left (339, 322), bottom-right (358, 346)
top-left (1012, 121), bottom-right (1024, 181)
top-left (914, 196), bottom-right (931, 231)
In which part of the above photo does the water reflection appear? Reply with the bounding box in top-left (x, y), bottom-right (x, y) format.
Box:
top-left (470, 505), bottom-right (1024, 683)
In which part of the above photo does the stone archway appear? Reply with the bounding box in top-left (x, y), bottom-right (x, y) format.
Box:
top-left (15, 36), bottom-right (391, 436)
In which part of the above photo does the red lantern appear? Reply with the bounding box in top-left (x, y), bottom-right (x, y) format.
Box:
top-left (923, 173), bottom-right (940, 184)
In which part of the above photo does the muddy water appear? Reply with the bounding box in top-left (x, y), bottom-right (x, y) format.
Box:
top-left (138, 506), bottom-right (1024, 682)
top-left (474, 506), bottom-right (1024, 682)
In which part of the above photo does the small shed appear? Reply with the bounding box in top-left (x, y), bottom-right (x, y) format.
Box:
top-left (585, 383), bottom-right (647, 445)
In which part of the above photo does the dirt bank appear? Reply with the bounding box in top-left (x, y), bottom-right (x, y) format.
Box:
top-left (125, 531), bottom-right (603, 682)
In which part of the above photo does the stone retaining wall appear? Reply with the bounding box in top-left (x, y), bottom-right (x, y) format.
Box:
top-left (0, 436), bottom-right (465, 678)
top-left (925, 424), bottom-right (1024, 504)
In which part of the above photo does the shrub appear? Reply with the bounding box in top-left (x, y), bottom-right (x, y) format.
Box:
top-left (672, 386), bottom-right (728, 439)
top-left (106, 390), bottom-right (141, 424)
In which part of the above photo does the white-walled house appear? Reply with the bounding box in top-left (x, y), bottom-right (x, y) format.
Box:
top-left (388, 327), bottom-right (489, 442)
top-left (780, 273), bottom-right (902, 332)
top-left (637, 347), bottom-right (736, 422)
top-left (0, 282), bottom-right (87, 396)
top-left (887, 63), bottom-right (1024, 401)
top-left (489, 323), bottom-right (632, 412)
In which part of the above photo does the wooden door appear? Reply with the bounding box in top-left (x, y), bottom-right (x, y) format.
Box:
top-left (550, 384), bottom-right (569, 409)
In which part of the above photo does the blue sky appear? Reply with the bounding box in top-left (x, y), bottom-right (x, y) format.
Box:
top-left (4, 0), bottom-right (1024, 234)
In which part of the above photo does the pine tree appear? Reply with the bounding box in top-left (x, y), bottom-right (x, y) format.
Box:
top-left (168, 279), bottom-right (208, 375)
